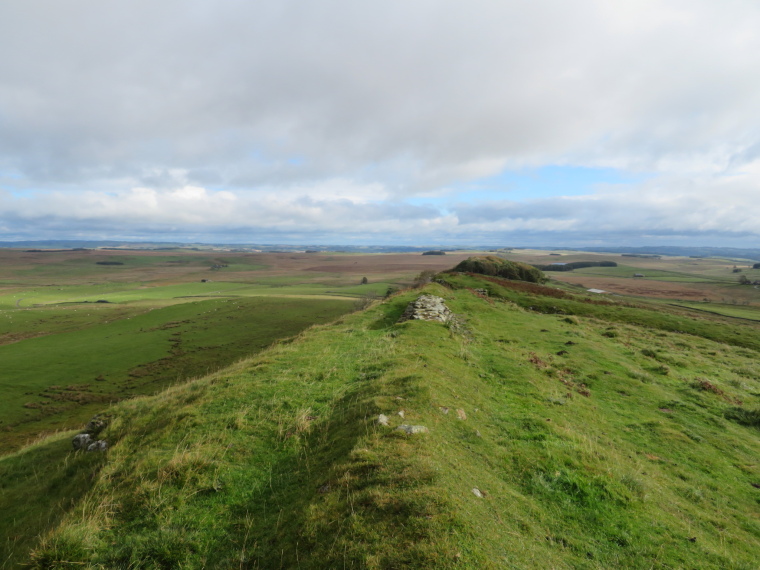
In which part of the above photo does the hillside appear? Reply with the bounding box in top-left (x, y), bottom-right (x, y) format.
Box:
top-left (3, 273), bottom-right (760, 568)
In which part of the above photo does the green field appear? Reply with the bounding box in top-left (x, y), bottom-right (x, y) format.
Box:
top-left (571, 264), bottom-right (733, 282)
top-left (3, 273), bottom-right (759, 568)
top-left (667, 300), bottom-right (760, 321)
top-left (3, 250), bottom-right (760, 568)
top-left (0, 250), bottom-right (405, 454)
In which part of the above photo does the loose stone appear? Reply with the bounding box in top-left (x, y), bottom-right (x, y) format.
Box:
top-left (396, 424), bottom-right (429, 435)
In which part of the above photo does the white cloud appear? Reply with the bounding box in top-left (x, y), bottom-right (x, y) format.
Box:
top-left (1, 1), bottom-right (760, 243)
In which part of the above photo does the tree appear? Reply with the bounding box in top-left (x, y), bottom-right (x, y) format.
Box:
top-left (360, 276), bottom-right (368, 284)
top-left (413, 269), bottom-right (437, 288)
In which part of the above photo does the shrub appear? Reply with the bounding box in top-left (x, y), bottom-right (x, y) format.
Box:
top-left (452, 256), bottom-right (547, 283)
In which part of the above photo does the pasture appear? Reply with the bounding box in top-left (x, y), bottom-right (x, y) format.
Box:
top-left (0, 248), bottom-right (468, 453)
top-left (505, 249), bottom-right (760, 304)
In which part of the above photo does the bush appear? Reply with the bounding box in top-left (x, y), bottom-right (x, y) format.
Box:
top-left (451, 256), bottom-right (546, 283)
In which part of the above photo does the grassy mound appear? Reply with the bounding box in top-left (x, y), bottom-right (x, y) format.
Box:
top-left (3, 277), bottom-right (760, 568)
top-left (451, 256), bottom-right (546, 283)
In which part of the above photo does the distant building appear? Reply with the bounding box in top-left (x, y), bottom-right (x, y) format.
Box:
top-left (633, 273), bottom-right (644, 278)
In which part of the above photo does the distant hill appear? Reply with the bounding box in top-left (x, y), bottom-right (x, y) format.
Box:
top-left (3, 273), bottom-right (760, 568)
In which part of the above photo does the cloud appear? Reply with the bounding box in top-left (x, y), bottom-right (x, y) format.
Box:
top-left (1, 1), bottom-right (760, 243)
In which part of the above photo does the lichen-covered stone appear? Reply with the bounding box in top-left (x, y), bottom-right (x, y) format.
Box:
top-left (86, 440), bottom-right (108, 452)
top-left (397, 295), bottom-right (451, 323)
top-left (84, 415), bottom-right (108, 435)
top-left (72, 433), bottom-right (92, 450)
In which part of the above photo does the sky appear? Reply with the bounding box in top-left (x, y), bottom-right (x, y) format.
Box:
top-left (1, 0), bottom-right (760, 246)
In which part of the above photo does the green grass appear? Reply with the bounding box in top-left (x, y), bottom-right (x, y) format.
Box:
top-left (667, 301), bottom-right (760, 321)
top-left (572, 264), bottom-right (733, 282)
top-left (5, 278), bottom-right (760, 568)
top-left (0, 296), bottom-right (353, 455)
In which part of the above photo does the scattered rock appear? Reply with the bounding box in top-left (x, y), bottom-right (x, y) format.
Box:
top-left (397, 295), bottom-right (452, 324)
top-left (376, 414), bottom-right (390, 426)
top-left (72, 433), bottom-right (92, 450)
top-left (86, 440), bottom-right (108, 452)
top-left (475, 430), bottom-right (482, 437)
top-left (456, 409), bottom-right (467, 420)
top-left (439, 407), bottom-right (450, 414)
top-left (84, 415), bottom-right (108, 436)
top-left (473, 289), bottom-right (488, 296)
top-left (472, 487), bottom-right (485, 498)
top-left (397, 410), bottom-right (405, 418)
top-left (396, 424), bottom-right (428, 435)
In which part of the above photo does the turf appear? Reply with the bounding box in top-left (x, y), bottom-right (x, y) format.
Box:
top-left (0, 296), bottom-right (353, 454)
top-left (5, 277), bottom-right (759, 569)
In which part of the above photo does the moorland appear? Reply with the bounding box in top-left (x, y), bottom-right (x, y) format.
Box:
top-left (1, 247), bottom-right (760, 568)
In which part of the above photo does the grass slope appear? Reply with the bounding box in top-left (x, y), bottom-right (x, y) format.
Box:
top-left (0, 297), bottom-right (352, 454)
top-left (3, 278), bottom-right (760, 568)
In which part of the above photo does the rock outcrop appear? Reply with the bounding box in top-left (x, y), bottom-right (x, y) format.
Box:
top-left (397, 295), bottom-right (452, 323)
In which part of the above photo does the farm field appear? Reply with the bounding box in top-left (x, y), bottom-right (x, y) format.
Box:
top-left (0, 248), bottom-right (470, 453)
top-left (504, 249), bottom-right (760, 304)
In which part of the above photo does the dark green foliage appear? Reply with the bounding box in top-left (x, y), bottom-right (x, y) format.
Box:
top-left (535, 260), bottom-right (618, 271)
top-left (421, 250), bottom-right (446, 255)
top-left (452, 256), bottom-right (547, 283)
top-left (753, 263), bottom-right (760, 269)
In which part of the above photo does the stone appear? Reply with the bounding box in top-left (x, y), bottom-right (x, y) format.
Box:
top-left (396, 424), bottom-right (429, 435)
top-left (472, 487), bottom-right (485, 498)
top-left (376, 414), bottom-right (390, 426)
top-left (397, 295), bottom-right (452, 324)
top-left (84, 415), bottom-right (108, 435)
top-left (397, 410), bottom-right (405, 418)
top-left (456, 408), bottom-right (467, 420)
top-left (72, 433), bottom-right (91, 450)
top-left (439, 406), bottom-right (449, 414)
top-left (86, 440), bottom-right (108, 452)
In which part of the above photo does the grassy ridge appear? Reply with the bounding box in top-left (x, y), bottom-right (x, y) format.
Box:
top-left (5, 279), bottom-right (760, 568)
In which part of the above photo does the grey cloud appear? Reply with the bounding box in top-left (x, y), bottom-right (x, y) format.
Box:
top-left (3, 0), bottom-right (760, 193)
